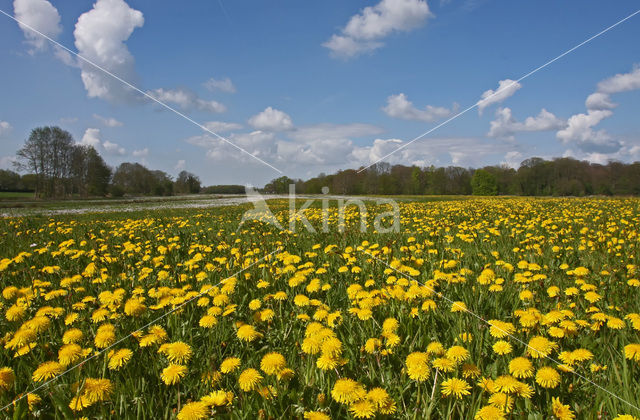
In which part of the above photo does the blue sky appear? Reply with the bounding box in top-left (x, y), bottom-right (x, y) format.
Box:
top-left (0, 0), bottom-right (639, 186)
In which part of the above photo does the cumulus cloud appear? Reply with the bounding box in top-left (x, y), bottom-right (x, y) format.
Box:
top-left (477, 79), bottom-right (521, 115)
top-left (488, 107), bottom-right (566, 139)
top-left (559, 65), bottom-right (640, 153)
top-left (132, 148), bottom-right (148, 157)
top-left (556, 110), bottom-right (620, 153)
top-left (147, 88), bottom-right (226, 113)
top-left (80, 128), bottom-right (102, 147)
top-left (596, 65), bottom-right (640, 94)
top-left (73, 0), bottom-right (144, 102)
top-left (103, 140), bottom-right (126, 155)
top-left (585, 65), bottom-right (640, 110)
top-left (502, 151), bottom-right (523, 168)
top-left (323, 0), bottom-right (432, 58)
top-left (248, 107), bottom-right (293, 131)
top-left (93, 114), bottom-right (123, 127)
top-left (0, 156), bottom-right (18, 169)
top-left (204, 77), bottom-right (236, 93)
top-left (0, 121), bottom-right (12, 137)
top-left (288, 123), bottom-right (383, 142)
top-left (203, 121), bottom-right (243, 133)
top-left (13, 0), bottom-right (62, 52)
top-left (383, 93), bottom-right (457, 122)
top-left (80, 127), bottom-right (126, 155)
top-left (585, 92), bottom-right (616, 111)
top-left (174, 159), bottom-right (186, 170)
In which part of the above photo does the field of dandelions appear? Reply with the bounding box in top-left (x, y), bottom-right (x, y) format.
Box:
top-left (1, 197), bottom-right (639, 419)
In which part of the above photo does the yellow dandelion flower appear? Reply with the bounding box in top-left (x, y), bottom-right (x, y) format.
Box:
top-left (405, 352), bottom-right (430, 381)
top-left (441, 378), bottom-right (471, 399)
top-left (161, 364), bottom-right (187, 385)
top-left (535, 366), bottom-right (561, 389)
top-left (238, 368), bottom-right (262, 392)
top-left (176, 401), bottom-right (208, 420)
top-left (260, 352), bottom-right (286, 375)
top-left (552, 397), bottom-right (575, 420)
top-left (331, 378), bottom-right (366, 404)
top-left (108, 348), bottom-right (133, 370)
top-left (32, 361), bottom-right (63, 382)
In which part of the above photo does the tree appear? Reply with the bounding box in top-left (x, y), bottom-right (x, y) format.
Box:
top-left (471, 169), bottom-right (498, 196)
top-left (15, 126), bottom-right (76, 197)
top-left (175, 170), bottom-right (201, 194)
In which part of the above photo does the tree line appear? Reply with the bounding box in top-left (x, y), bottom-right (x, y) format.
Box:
top-left (6, 125), bottom-right (640, 198)
top-left (2, 126), bottom-right (201, 198)
top-left (265, 158), bottom-right (640, 196)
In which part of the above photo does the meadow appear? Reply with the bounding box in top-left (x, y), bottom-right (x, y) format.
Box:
top-left (0, 197), bottom-right (639, 419)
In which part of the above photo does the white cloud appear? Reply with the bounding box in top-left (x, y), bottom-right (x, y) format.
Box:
top-left (132, 148), bottom-right (148, 157)
top-left (73, 0), bottom-right (144, 102)
top-left (203, 121), bottom-right (243, 132)
top-left (288, 123), bottom-right (383, 142)
top-left (204, 77), bottom-right (236, 93)
top-left (585, 92), bottom-right (616, 111)
top-left (93, 114), bottom-right (123, 127)
top-left (596, 65), bottom-right (640, 94)
top-left (147, 88), bottom-right (226, 113)
top-left (80, 128), bottom-right (126, 155)
top-left (0, 121), bottom-right (12, 137)
top-left (556, 109), bottom-right (620, 153)
top-left (13, 0), bottom-right (62, 52)
top-left (80, 128), bottom-right (102, 147)
top-left (248, 107), bottom-right (293, 131)
top-left (502, 151), bottom-right (523, 168)
top-left (174, 159), bottom-right (186, 170)
top-left (477, 79), bottom-right (521, 115)
top-left (0, 156), bottom-right (18, 169)
top-left (383, 93), bottom-right (457, 122)
top-left (323, 0), bottom-right (432, 58)
top-left (103, 140), bottom-right (126, 155)
top-left (585, 65), bottom-right (640, 111)
top-left (488, 107), bottom-right (565, 139)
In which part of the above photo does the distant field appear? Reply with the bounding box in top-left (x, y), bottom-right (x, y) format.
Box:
top-left (0, 191), bottom-right (34, 199)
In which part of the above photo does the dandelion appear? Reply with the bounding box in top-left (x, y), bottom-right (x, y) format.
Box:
top-left (475, 405), bottom-right (506, 420)
top-left (509, 357), bottom-right (534, 378)
top-left (32, 361), bottom-right (63, 382)
top-left (58, 344), bottom-right (83, 367)
top-left (238, 368), bottom-right (262, 391)
top-left (441, 378), bottom-right (471, 399)
top-left (349, 399), bottom-right (376, 418)
top-left (447, 346), bottom-right (470, 362)
top-left (161, 364), bottom-right (187, 385)
top-left (624, 344), bottom-right (640, 362)
top-left (83, 378), bottom-right (113, 403)
top-left (527, 336), bottom-right (557, 359)
top-left (552, 397), bottom-right (575, 420)
top-left (237, 325), bottom-right (261, 342)
top-left (260, 352), bottom-right (286, 375)
top-left (108, 348), bottom-right (133, 370)
top-left (535, 366), bottom-right (561, 389)
top-left (405, 352), bottom-right (430, 381)
top-left (492, 341), bottom-right (512, 355)
top-left (331, 378), bottom-right (366, 404)
top-left (220, 357), bottom-right (241, 373)
top-left (0, 367), bottom-right (15, 391)
top-left (159, 341), bottom-right (193, 364)
top-left (177, 401), bottom-right (208, 420)
top-left (304, 412), bottom-right (330, 420)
